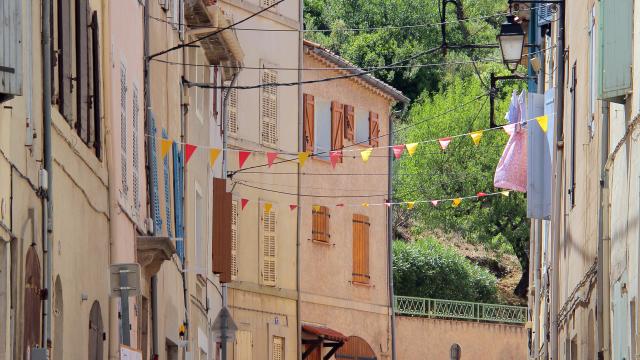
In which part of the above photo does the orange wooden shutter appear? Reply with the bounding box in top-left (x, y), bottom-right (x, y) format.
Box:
top-left (303, 94), bottom-right (315, 152)
top-left (344, 105), bottom-right (355, 141)
top-left (312, 206), bottom-right (330, 242)
top-left (212, 178), bottom-right (232, 283)
top-left (369, 112), bottom-right (380, 147)
top-left (352, 214), bottom-right (370, 284)
top-left (331, 101), bottom-right (344, 153)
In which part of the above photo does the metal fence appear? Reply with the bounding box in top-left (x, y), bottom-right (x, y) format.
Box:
top-left (393, 295), bottom-right (527, 324)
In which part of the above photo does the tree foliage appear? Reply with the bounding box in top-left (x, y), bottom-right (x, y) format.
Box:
top-left (393, 237), bottom-right (498, 302)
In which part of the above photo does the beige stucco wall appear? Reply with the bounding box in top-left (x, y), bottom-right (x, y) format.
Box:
top-left (396, 316), bottom-right (527, 360)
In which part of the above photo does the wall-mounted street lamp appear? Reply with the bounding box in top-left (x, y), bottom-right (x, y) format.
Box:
top-left (497, 15), bottom-right (526, 73)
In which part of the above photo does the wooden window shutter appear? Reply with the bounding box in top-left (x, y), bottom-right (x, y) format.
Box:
top-left (262, 204), bottom-right (277, 286)
top-left (352, 214), bottom-right (370, 284)
top-left (312, 206), bottom-right (330, 242)
top-left (231, 200), bottom-right (239, 280)
top-left (331, 101), bottom-right (344, 153)
top-left (76, 0), bottom-right (90, 141)
top-left (303, 94), bottom-right (315, 152)
top-left (368, 112), bottom-right (380, 147)
top-left (90, 10), bottom-right (101, 157)
top-left (212, 178), bottom-right (233, 283)
top-left (261, 69), bottom-right (278, 147)
top-left (57, 0), bottom-right (73, 121)
top-left (344, 104), bottom-right (355, 141)
top-left (272, 336), bottom-right (284, 360)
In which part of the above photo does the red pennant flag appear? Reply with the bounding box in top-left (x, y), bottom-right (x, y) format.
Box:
top-left (330, 150), bottom-right (342, 169)
top-left (336, 203), bottom-right (344, 207)
top-left (241, 198), bottom-right (249, 210)
top-left (431, 200), bottom-right (439, 207)
top-left (438, 137), bottom-right (452, 150)
top-left (393, 145), bottom-right (405, 159)
top-left (289, 204), bottom-right (298, 211)
top-left (185, 144), bottom-right (197, 165)
top-left (267, 152), bottom-right (278, 168)
top-left (238, 151), bottom-right (251, 168)
top-left (476, 192), bottom-right (487, 198)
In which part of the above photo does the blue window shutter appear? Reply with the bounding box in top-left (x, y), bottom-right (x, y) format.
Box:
top-left (162, 129), bottom-right (173, 238)
top-left (599, 0), bottom-right (633, 101)
top-left (173, 143), bottom-right (184, 262)
top-left (150, 113), bottom-right (162, 233)
top-left (537, 4), bottom-right (553, 26)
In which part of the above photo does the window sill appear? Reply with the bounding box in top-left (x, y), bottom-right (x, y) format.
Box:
top-left (310, 239), bottom-right (333, 246)
top-left (350, 280), bottom-right (373, 288)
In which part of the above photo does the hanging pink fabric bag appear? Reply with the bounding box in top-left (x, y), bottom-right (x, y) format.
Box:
top-left (494, 125), bottom-right (528, 192)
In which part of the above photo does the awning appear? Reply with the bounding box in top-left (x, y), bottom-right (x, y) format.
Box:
top-left (302, 325), bottom-right (347, 360)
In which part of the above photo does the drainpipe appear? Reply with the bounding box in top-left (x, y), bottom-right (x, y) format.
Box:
top-left (532, 220), bottom-right (542, 358)
top-left (41, 0), bottom-right (54, 350)
top-left (296, 0), bottom-right (304, 358)
top-left (387, 111), bottom-right (396, 360)
top-left (549, 2), bottom-right (565, 359)
top-left (142, 0), bottom-right (160, 357)
top-left (597, 100), bottom-right (610, 360)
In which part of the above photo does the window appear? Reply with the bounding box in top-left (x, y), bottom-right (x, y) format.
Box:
top-left (314, 98), bottom-right (331, 160)
top-left (344, 104), bottom-right (355, 141)
top-left (331, 101), bottom-right (344, 152)
top-left (352, 214), bottom-right (370, 284)
top-left (195, 187), bottom-right (204, 274)
top-left (261, 69), bottom-right (278, 147)
top-left (262, 0), bottom-right (278, 7)
top-left (369, 112), bottom-right (380, 147)
top-left (231, 200), bottom-right (239, 280)
top-left (120, 62), bottom-right (128, 196)
top-left (569, 62), bottom-right (577, 208)
top-left (355, 110), bottom-right (369, 144)
top-left (132, 84), bottom-right (140, 212)
top-left (261, 204), bottom-right (277, 286)
top-left (450, 344), bottom-right (461, 360)
top-left (303, 94), bottom-right (315, 152)
top-left (312, 206), bottom-right (330, 242)
top-left (227, 86), bottom-right (238, 136)
top-left (272, 336), bottom-right (284, 360)
top-left (236, 331), bottom-right (252, 360)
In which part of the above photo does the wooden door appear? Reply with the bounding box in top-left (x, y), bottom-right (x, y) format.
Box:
top-left (88, 301), bottom-right (103, 360)
top-left (23, 247), bottom-right (41, 359)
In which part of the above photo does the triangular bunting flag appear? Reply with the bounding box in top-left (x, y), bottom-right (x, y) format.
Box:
top-left (476, 192), bottom-right (487, 198)
top-left (289, 204), bottom-right (298, 211)
top-left (470, 131), bottom-right (483, 145)
top-left (160, 139), bottom-right (173, 159)
top-left (209, 148), bottom-right (221, 167)
top-left (238, 151), bottom-right (251, 169)
top-left (501, 191), bottom-right (510, 197)
top-left (360, 148), bottom-right (373, 162)
top-left (406, 143), bottom-right (419, 156)
top-left (330, 150), bottom-right (342, 169)
top-left (241, 199), bottom-right (249, 210)
top-left (312, 205), bottom-right (321, 212)
top-left (438, 137), bottom-right (452, 150)
top-left (431, 200), bottom-right (439, 207)
top-left (407, 201), bottom-right (415, 209)
top-left (264, 203), bottom-right (273, 213)
top-left (267, 152), bottom-right (278, 168)
top-left (503, 124), bottom-right (515, 136)
top-left (185, 144), bottom-right (197, 164)
top-left (452, 198), bottom-right (462, 207)
top-left (362, 203), bottom-right (369, 207)
top-left (298, 152), bottom-right (311, 167)
top-left (536, 115), bottom-right (549, 133)
top-left (393, 145), bottom-right (405, 159)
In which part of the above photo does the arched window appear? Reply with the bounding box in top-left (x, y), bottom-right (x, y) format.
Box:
top-left (88, 301), bottom-right (104, 360)
top-left (450, 343), bottom-right (462, 360)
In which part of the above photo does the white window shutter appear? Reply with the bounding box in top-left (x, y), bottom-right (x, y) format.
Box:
top-left (231, 200), bottom-right (239, 280)
top-left (227, 86), bottom-right (239, 136)
top-left (261, 204), bottom-right (277, 286)
top-left (262, 0), bottom-right (277, 7)
top-left (132, 84), bottom-right (140, 212)
top-left (261, 69), bottom-right (278, 147)
top-left (272, 336), bottom-right (284, 360)
top-left (120, 62), bottom-right (128, 196)
top-left (236, 331), bottom-right (253, 360)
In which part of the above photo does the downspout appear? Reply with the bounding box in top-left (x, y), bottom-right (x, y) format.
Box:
top-left (180, 20), bottom-right (190, 351)
top-left (41, 0), bottom-right (54, 350)
top-left (387, 111), bottom-right (396, 360)
top-left (549, 2), bottom-right (565, 359)
top-left (296, 0), bottom-right (304, 358)
top-left (142, 0), bottom-right (160, 356)
top-left (597, 100), bottom-right (610, 360)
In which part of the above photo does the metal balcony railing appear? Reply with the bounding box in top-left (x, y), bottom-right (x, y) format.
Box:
top-left (393, 295), bottom-right (527, 324)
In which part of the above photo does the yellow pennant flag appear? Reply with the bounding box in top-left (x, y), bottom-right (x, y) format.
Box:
top-left (470, 131), bottom-right (483, 145)
top-left (536, 115), bottom-right (549, 133)
top-left (362, 203), bottom-right (369, 207)
top-left (360, 148), bottom-right (373, 162)
top-left (298, 152), bottom-right (311, 167)
top-left (407, 201), bottom-right (415, 209)
top-left (452, 198), bottom-right (462, 207)
top-left (264, 203), bottom-right (273, 213)
top-left (209, 148), bottom-right (221, 167)
top-left (312, 205), bottom-right (321, 212)
top-left (160, 139), bottom-right (173, 159)
top-left (406, 143), bottom-right (419, 156)
top-left (501, 191), bottom-right (510, 197)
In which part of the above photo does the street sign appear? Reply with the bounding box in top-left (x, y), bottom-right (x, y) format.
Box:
top-left (109, 263), bottom-right (141, 297)
top-left (212, 307), bottom-right (238, 342)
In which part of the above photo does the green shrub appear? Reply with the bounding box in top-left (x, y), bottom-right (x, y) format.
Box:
top-left (393, 237), bottom-right (498, 303)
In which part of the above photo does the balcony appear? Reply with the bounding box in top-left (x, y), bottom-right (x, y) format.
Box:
top-left (185, 0), bottom-right (244, 79)
top-left (136, 235), bottom-right (176, 276)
